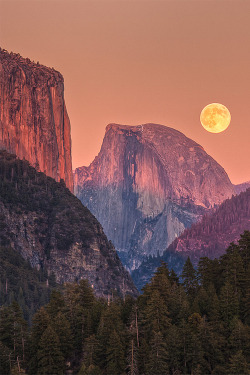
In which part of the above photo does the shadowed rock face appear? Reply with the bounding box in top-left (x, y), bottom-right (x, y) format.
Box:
top-left (74, 123), bottom-right (235, 270)
top-left (0, 48), bottom-right (73, 191)
top-left (0, 151), bottom-right (137, 297)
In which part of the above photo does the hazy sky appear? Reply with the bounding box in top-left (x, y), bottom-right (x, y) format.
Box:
top-left (1, 0), bottom-right (250, 184)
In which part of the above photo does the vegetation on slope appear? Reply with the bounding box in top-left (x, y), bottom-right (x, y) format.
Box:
top-left (0, 246), bottom-right (58, 324)
top-left (132, 188), bottom-right (250, 290)
top-left (0, 150), bottom-right (97, 250)
top-left (0, 150), bottom-right (137, 296)
top-left (169, 188), bottom-right (250, 260)
top-left (1, 231), bottom-right (249, 374)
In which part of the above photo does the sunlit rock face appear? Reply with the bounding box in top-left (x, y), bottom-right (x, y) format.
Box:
top-left (0, 48), bottom-right (73, 191)
top-left (74, 123), bottom-right (235, 270)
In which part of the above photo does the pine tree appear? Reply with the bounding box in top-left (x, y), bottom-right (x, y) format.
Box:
top-left (199, 315), bottom-right (227, 373)
top-left (146, 261), bottom-right (171, 302)
top-left (181, 257), bottom-right (198, 299)
top-left (83, 334), bottom-right (98, 368)
top-left (37, 325), bottom-right (64, 375)
top-left (128, 303), bottom-right (140, 349)
top-left (106, 329), bottom-right (126, 375)
top-left (11, 302), bottom-right (27, 364)
top-left (221, 243), bottom-right (245, 300)
top-left (167, 283), bottom-right (189, 325)
top-left (229, 319), bottom-right (250, 360)
top-left (198, 256), bottom-right (219, 290)
top-left (0, 302), bottom-right (28, 371)
top-left (46, 290), bottom-right (65, 319)
top-left (187, 313), bottom-right (204, 374)
top-left (64, 280), bottom-right (95, 354)
top-left (127, 339), bottom-right (139, 375)
top-left (169, 269), bottom-right (179, 285)
top-left (195, 286), bottom-right (209, 316)
top-left (206, 284), bottom-right (220, 322)
top-left (219, 281), bottom-right (239, 326)
top-left (53, 311), bottom-right (73, 360)
top-left (142, 289), bottom-right (171, 341)
top-left (28, 307), bottom-right (50, 374)
top-left (167, 325), bottom-right (182, 374)
top-left (146, 331), bottom-right (169, 375)
top-left (137, 337), bottom-right (150, 375)
top-left (96, 301), bottom-right (125, 369)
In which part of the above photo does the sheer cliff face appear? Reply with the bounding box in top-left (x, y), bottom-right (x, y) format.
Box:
top-left (0, 48), bottom-right (73, 191)
top-left (74, 123), bottom-right (235, 270)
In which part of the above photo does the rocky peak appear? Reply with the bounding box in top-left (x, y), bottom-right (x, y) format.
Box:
top-left (102, 123), bottom-right (235, 207)
top-left (0, 48), bottom-right (73, 191)
top-left (74, 123), bottom-right (235, 270)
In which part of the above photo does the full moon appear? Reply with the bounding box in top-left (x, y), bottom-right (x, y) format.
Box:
top-left (200, 103), bottom-right (231, 133)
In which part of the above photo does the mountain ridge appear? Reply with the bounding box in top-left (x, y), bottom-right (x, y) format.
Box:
top-left (74, 123), bottom-right (235, 270)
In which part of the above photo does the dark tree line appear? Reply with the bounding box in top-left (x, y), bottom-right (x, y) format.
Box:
top-left (0, 231), bottom-right (250, 374)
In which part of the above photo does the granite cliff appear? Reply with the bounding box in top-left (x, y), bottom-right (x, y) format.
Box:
top-left (74, 123), bottom-right (235, 270)
top-left (0, 48), bottom-right (73, 191)
top-left (0, 150), bottom-right (137, 297)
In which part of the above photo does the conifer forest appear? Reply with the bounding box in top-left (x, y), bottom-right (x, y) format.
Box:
top-left (1, 231), bottom-right (250, 375)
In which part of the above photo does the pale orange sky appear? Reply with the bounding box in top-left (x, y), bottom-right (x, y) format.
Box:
top-left (0, 0), bottom-right (249, 184)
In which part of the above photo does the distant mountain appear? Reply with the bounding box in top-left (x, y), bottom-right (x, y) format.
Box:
top-left (74, 123), bottom-right (235, 270)
top-left (234, 181), bottom-right (250, 194)
top-left (170, 188), bottom-right (250, 261)
top-left (0, 48), bottom-right (73, 191)
top-left (132, 189), bottom-right (250, 290)
top-left (0, 150), bottom-right (137, 297)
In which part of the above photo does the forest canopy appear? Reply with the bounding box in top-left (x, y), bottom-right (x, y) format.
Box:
top-left (0, 231), bottom-right (250, 375)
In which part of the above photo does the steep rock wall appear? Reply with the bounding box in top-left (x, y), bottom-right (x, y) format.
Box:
top-left (74, 123), bottom-right (235, 270)
top-left (0, 48), bottom-right (73, 191)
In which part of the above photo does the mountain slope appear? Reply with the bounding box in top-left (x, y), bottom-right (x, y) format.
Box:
top-left (0, 48), bottom-right (73, 191)
top-left (0, 245), bottom-right (58, 322)
top-left (169, 188), bottom-right (250, 261)
top-left (0, 150), bottom-right (137, 297)
top-left (132, 188), bottom-right (250, 290)
top-left (234, 181), bottom-right (250, 194)
top-left (74, 123), bottom-right (235, 270)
